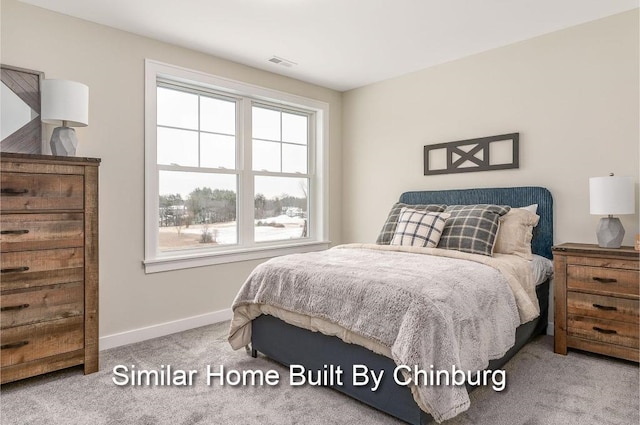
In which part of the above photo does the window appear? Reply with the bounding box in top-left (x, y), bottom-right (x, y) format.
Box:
top-left (144, 60), bottom-right (329, 273)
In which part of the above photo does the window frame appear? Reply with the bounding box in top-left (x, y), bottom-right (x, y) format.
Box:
top-left (144, 59), bottom-right (330, 273)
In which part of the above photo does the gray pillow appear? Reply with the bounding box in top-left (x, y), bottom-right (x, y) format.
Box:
top-left (376, 202), bottom-right (446, 245)
top-left (438, 204), bottom-right (511, 256)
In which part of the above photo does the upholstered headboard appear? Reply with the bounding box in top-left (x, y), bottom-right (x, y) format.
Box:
top-left (399, 186), bottom-right (554, 259)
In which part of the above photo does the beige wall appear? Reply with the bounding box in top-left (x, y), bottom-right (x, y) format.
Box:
top-left (342, 10), bottom-right (639, 249)
top-left (2, 0), bottom-right (637, 341)
top-left (1, 0), bottom-right (343, 339)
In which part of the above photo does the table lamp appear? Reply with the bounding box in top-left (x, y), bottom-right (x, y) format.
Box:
top-left (589, 173), bottom-right (635, 248)
top-left (41, 79), bottom-right (88, 156)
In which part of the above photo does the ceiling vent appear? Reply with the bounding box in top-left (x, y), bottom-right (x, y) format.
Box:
top-left (268, 56), bottom-right (297, 68)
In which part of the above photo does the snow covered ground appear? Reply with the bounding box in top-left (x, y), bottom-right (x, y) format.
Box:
top-left (159, 215), bottom-right (306, 248)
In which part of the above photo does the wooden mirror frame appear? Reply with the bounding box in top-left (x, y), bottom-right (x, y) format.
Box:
top-left (1, 64), bottom-right (44, 154)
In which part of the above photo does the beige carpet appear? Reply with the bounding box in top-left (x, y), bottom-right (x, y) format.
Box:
top-left (0, 321), bottom-right (637, 425)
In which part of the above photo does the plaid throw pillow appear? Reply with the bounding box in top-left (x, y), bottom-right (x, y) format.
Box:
top-left (391, 209), bottom-right (450, 247)
top-left (376, 202), bottom-right (446, 245)
top-left (438, 204), bottom-right (511, 256)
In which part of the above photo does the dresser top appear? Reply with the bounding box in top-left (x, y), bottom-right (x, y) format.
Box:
top-left (1, 152), bottom-right (101, 165)
top-left (553, 242), bottom-right (639, 259)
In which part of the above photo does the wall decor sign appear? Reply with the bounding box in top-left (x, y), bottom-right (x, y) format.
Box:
top-left (424, 133), bottom-right (519, 175)
top-left (1, 64), bottom-right (44, 154)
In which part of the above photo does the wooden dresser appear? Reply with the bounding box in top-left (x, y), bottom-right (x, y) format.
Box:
top-left (0, 153), bottom-right (100, 383)
top-left (553, 243), bottom-right (639, 362)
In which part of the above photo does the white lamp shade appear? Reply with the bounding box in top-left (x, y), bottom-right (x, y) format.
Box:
top-left (41, 79), bottom-right (89, 127)
top-left (589, 175), bottom-right (635, 215)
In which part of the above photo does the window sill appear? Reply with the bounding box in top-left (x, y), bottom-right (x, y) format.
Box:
top-left (143, 240), bottom-right (331, 273)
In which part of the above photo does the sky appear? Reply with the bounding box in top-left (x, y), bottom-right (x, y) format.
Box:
top-left (157, 86), bottom-right (309, 200)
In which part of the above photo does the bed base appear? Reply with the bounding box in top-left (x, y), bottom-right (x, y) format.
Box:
top-left (251, 280), bottom-right (549, 425)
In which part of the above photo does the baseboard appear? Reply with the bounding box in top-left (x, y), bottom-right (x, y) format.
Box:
top-left (99, 308), bottom-right (232, 351)
top-left (99, 313), bottom-right (554, 350)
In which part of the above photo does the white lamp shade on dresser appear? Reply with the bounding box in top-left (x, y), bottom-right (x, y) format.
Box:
top-left (589, 175), bottom-right (635, 216)
top-left (41, 79), bottom-right (89, 127)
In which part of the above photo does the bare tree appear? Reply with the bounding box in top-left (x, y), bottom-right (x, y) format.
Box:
top-left (175, 215), bottom-right (184, 237)
top-left (298, 181), bottom-right (308, 238)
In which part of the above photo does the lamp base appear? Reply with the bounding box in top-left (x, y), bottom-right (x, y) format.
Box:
top-left (596, 216), bottom-right (625, 248)
top-left (50, 126), bottom-right (78, 156)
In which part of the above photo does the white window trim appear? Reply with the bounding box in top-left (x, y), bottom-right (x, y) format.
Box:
top-left (144, 59), bottom-right (330, 273)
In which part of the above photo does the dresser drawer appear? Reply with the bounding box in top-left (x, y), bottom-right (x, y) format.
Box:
top-left (0, 172), bottom-right (84, 211)
top-left (567, 291), bottom-right (639, 324)
top-left (566, 265), bottom-right (639, 297)
top-left (1, 282), bottom-right (84, 329)
top-left (0, 316), bottom-right (84, 367)
top-left (0, 248), bottom-right (84, 291)
top-left (567, 315), bottom-right (639, 349)
top-left (0, 213), bottom-right (84, 252)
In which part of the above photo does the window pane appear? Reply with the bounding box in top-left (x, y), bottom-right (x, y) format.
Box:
top-left (201, 134), bottom-right (235, 169)
top-left (157, 87), bottom-right (198, 130)
top-left (282, 112), bottom-right (307, 145)
top-left (200, 96), bottom-right (236, 135)
top-left (282, 144), bottom-right (307, 174)
top-left (253, 140), bottom-right (281, 172)
top-left (252, 106), bottom-right (280, 141)
top-left (159, 171), bottom-right (237, 251)
top-left (254, 176), bottom-right (308, 242)
top-left (157, 127), bottom-right (198, 167)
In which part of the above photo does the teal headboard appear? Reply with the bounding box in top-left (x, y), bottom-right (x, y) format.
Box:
top-left (399, 186), bottom-right (553, 259)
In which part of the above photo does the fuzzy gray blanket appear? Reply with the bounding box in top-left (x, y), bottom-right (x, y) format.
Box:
top-left (229, 246), bottom-right (526, 422)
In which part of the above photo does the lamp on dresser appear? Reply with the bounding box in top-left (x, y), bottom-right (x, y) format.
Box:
top-left (41, 79), bottom-right (89, 156)
top-left (589, 173), bottom-right (635, 248)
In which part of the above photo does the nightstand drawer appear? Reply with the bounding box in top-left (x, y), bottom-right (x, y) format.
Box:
top-left (1, 282), bottom-right (84, 329)
top-left (566, 265), bottom-right (639, 297)
top-left (567, 292), bottom-right (639, 324)
top-left (0, 316), bottom-right (84, 367)
top-left (0, 248), bottom-right (84, 291)
top-left (568, 315), bottom-right (639, 349)
top-left (0, 213), bottom-right (84, 252)
top-left (0, 172), bottom-right (84, 211)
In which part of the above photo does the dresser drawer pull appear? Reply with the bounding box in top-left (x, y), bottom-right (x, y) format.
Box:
top-left (0, 188), bottom-right (28, 195)
top-left (0, 229), bottom-right (29, 235)
top-left (0, 303), bottom-right (30, 312)
top-left (592, 304), bottom-right (617, 311)
top-left (0, 341), bottom-right (29, 350)
top-left (0, 266), bottom-right (30, 273)
top-left (592, 277), bottom-right (617, 284)
top-left (592, 327), bottom-right (617, 335)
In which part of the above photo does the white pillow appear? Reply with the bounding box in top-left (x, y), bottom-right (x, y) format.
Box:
top-left (391, 208), bottom-right (450, 248)
top-left (520, 204), bottom-right (538, 214)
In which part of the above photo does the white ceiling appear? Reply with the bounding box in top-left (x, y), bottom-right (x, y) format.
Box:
top-left (21, 0), bottom-right (639, 91)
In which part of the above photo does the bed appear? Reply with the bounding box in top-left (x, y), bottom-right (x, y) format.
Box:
top-left (229, 186), bottom-right (553, 424)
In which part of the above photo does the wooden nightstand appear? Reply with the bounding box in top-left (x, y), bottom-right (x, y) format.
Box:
top-left (553, 243), bottom-right (639, 362)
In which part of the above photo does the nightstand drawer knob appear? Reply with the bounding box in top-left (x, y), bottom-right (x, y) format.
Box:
top-left (592, 277), bottom-right (617, 284)
top-left (593, 327), bottom-right (617, 335)
top-left (0, 266), bottom-right (29, 273)
top-left (0, 303), bottom-right (30, 312)
top-left (0, 229), bottom-right (29, 235)
top-left (0, 188), bottom-right (28, 195)
top-left (0, 341), bottom-right (29, 350)
top-left (592, 304), bottom-right (617, 311)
